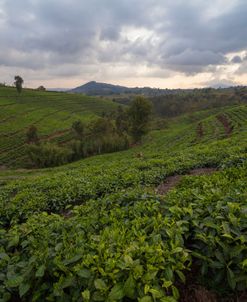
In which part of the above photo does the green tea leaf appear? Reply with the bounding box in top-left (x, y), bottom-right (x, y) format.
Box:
top-left (124, 255), bottom-right (134, 266)
top-left (242, 259), bottom-right (247, 268)
top-left (123, 275), bottom-right (136, 299)
top-left (227, 268), bottom-right (236, 290)
top-left (35, 265), bottom-right (45, 278)
top-left (77, 268), bottom-right (91, 279)
top-left (94, 279), bottom-right (107, 291)
top-left (19, 283), bottom-right (30, 297)
top-left (172, 286), bottom-right (179, 300)
top-left (138, 296), bottom-right (152, 302)
top-left (108, 283), bottom-right (124, 301)
top-left (81, 289), bottom-right (90, 301)
top-left (6, 275), bottom-right (23, 288)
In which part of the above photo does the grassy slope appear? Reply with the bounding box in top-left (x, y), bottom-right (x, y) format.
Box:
top-left (0, 104), bottom-right (246, 221)
top-left (1, 104), bottom-right (245, 180)
top-left (0, 86), bottom-right (118, 168)
top-left (0, 104), bottom-right (246, 301)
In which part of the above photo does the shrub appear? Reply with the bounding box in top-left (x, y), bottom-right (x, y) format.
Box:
top-left (26, 125), bottom-right (39, 144)
top-left (26, 143), bottom-right (72, 168)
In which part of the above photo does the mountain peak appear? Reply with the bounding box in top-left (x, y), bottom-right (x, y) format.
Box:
top-left (69, 81), bottom-right (179, 96)
top-left (69, 81), bottom-right (128, 95)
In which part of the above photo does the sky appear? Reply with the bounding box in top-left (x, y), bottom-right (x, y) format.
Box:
top-left (0, 0), bottom-right (246, 89)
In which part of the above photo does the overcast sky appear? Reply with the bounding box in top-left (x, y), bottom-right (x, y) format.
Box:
top-left (0, 0), bottom-right (246, 88)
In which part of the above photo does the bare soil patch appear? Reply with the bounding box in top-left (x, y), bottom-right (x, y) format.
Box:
top-left (216, 114), bottom-right (233, 137)
top-left (188, 168), bottom-right (217, 176)
top-left (180, 285), bottom-right (217, 302)
top-left (40, 129), bottom-right (70, 141)
top-left (61, 210), bottom-right (73, 219)
top-left (156, 167), bottom-right (217, 195)
top-left (156, 175), bottom-right (182, 195)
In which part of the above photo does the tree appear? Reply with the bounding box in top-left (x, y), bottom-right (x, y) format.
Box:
top-left (14, 75), bottom-right (24, 94)
top-left (37, 85), bottom-right (46, 91)
top-left (115, 105), bottom-right (128, 134)
top-left (72, 120), bottom-right (84, 140)
top-left (26, 125), bottom-right (39, 144)
top-left (128, 96), bottom-right (152, 141)
top-left (89, 117), bottom-right (111, 138)
top-left (88, 117), bottom-right (113, 154)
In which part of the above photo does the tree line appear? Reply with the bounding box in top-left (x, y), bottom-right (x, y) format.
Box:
top-left (113, 87), bottom-right (247, 118)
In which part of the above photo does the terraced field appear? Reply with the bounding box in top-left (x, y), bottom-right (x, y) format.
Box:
top-left (0, 87), bottom-right (118, 167)
top-left (0, 103), bottom-right (246, 301)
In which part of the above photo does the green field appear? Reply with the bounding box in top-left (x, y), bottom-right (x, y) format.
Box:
top-left (0, 91), bottom-right (247, 301)
top-left (0, 87), bottom-right (118, 168)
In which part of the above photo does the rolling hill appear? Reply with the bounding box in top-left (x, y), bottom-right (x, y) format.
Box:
top-left (0, 88), bottom-right (246, 301)
top-left (0, 86), bottom-right (118, 168)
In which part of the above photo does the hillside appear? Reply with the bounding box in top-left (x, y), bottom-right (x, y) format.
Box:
top-left (0, 103), bottom-right (246, 301)
top-left (69, 81), bottom-right (183, 96)
top-left (0, 86), bottom-right (118, 168)
top-left (69, 81), bottom-right (129, 95)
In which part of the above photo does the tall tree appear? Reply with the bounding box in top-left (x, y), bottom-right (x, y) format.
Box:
top-left (72, 120), bottom-right (84, 140)
top-left (128, 96), bottom-right (152, 141)
top-left (115, 105), bottom-right (128, 134)
top-left (14, 75), bottom-right (24, 94)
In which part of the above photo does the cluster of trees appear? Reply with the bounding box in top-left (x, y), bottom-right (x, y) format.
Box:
top-left (149, 91), bottom-right (243, 118)
top-left (69, 116), bottom-right (130, 162)
top-left (13, 76), bottom-right (46, 93)
top-left (114, 88), bottom-right (247, 119)
top-left (37, 85), bottom-right (46, 91)
top-left (26, 97), bottom-right (152, 168)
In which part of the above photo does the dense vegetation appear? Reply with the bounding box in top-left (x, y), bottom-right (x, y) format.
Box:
top-left (0, 101), bottom-right (246, 301)
top-left (0, 86), bottom-right (118, 168)
top-left (24, 97), bottom-right (151, 168)
top-left (114, 86), bottom-right (247, 118)
top-left (0, 86), bottom-right (154, 168)
top-left (26, 115), bottom-right (131, 168)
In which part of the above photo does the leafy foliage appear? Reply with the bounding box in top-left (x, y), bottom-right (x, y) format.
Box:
top-left (26, 125), bottom-right (39, 144)
top-left (128, 96), bottom-right (152, 141)
top-left (14, 76), bottom-right (24, 94)
top-left (72, 120), bottom-right (85, 140)
top-left (26, 143), bottom-right (73, 168)
top-left (0, 103), bottom-right (246, 301)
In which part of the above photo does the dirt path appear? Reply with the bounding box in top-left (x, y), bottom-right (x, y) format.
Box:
top-left (216, 114), bottom-right (233, 137)
top-left (156, 167), bottom-right (217, 195)
top-left (40, 129), bottom-right (70, 141)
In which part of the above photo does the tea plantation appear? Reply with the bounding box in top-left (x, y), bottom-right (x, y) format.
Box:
top-left (0, 86), bottom-right (118, 168)
top-left (0, 98), bottom-right (246, 301)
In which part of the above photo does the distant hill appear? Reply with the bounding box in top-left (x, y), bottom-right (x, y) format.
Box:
top-left (69, 81), bottom-right (129, 95)
top-left (69, 81), bottom-right (247, 97)
top-left (69, 81), bottom-right (181, 96)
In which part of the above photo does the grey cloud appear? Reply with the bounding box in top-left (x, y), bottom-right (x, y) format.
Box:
top-left (231, 56), bottom-right (242, 63)
top-left (155, 0), bottom-right (247, 73)
top-left (163, 49), bottom-right (226, 74)
top-left (100, 28), bottom-right (120, 41)
top-left (0, 0), bottom-right (247, 82)
top-left (203, 78), bottom-right (238, 88)
top-left (236, 61), bottom-right (247, 75)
